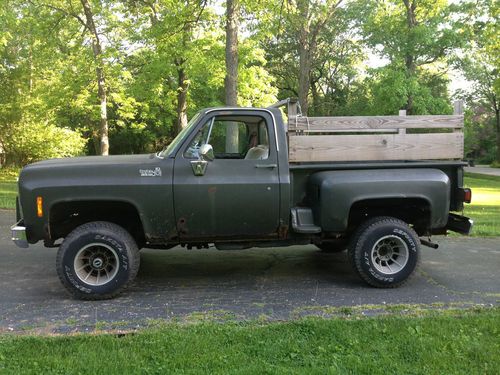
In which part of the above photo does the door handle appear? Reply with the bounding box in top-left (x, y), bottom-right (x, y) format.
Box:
top-left (255, 164), bottom-right (277, 169)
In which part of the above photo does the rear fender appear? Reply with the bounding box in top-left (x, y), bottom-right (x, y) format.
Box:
top-left (307, 169), bottom-right (450, 232)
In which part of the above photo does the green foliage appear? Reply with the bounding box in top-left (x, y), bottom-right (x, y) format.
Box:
top-left (2, 119), bottom-right (85, 166)
top-left (455, 0), bottom-right (499, 163)
top-left (354, 0), bottom-right (462, 115)
top-left (0, 308), bottom-right (499, 374)
top-left (464, 108), bottom-right (498, 163)
top-left (0, 0), bottom-right (497, 163)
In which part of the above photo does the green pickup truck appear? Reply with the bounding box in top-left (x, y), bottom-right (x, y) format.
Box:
top-left (11, 104), bottom-right (473, 299)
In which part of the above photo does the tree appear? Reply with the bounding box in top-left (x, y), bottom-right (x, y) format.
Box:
top-left (457, 0), bottom-right (499, 163)
top-left (80, 0), bottom-right (109, 155)
top-left (294, 0), bottom-right (343, 115)
top-left (358, 0), bottom-right (463, 114)
top-left (225, 0), bottom-right (239, 107)
top-left (0, 0), bottom-right (86, 165)
top-left (26, 0), bottom-right (114, 155)
top-left (258, 0), bottom-right (361, 116)
top-left (125, 0), bottom-right (210, 135)
top-left (224, 0), bottom-right (239, 152)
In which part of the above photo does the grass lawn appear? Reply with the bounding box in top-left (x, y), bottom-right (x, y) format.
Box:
top-left (0, 308), bottom-right (498, 374)
top-left (463, 173), bottom-right (500, 236)
top-left (0, 185), bottom-right (16, 210)
top-left (0, 182), bottom-right (17, 210)
top-left (0, 169), bottom-right (17, 210)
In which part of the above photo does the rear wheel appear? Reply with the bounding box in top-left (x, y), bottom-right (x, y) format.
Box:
top-left (56, 221), bottom-right (140, 300)
top-left (348, 216), bottom-right (420, 288)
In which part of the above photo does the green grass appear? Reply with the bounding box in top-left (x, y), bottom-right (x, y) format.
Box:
top-left (463, 173), bottom-right (500, 236)
top-left (0, 308), bottom-right (498, 374)
top-left (0, 182), bottom-right (17, 210)
top-left (0, 168), bottom-right (18, 210)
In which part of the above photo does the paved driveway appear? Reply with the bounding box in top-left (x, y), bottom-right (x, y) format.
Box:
top-left (1, 210), bottom-right (499, 333)
top-left (465, 165), bottom-right (500, 177)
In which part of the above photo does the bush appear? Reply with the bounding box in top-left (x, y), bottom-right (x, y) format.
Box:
top-left (2, 121), bottom-right (86, 166)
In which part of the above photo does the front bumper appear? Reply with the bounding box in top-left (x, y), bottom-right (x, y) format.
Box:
top-left (447, 213), bottom-right (474, 235)
top-left (11, 220), bottom-right (29, 248)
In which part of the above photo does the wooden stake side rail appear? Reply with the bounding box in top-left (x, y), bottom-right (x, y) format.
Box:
top-left (289, 132), bottom-right (464, 162)
top-left (286, 102), bottom-right (465, 162)
top-left (290, 115), bottom-right (463, 131)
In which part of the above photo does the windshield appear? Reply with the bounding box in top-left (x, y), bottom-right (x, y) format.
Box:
top-left (157, 111), bottom-right (202, 158)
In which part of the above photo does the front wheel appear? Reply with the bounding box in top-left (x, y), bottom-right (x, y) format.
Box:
top-left (348, 216), bottom-right (420, 288)
top-left (56, 221), bottom-right (140, 300)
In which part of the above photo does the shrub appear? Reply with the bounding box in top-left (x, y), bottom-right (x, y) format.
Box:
top-left (1, 121), bottom-right (86, 166)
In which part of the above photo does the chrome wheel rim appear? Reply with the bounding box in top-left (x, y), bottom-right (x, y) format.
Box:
top-left (74, 243), bottom-right (119, 286)
top-left (371, 235), bottom-right (409, 275)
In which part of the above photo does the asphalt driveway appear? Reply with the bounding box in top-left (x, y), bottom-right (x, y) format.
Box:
top-left (1, 209), bottom-right (498, 333)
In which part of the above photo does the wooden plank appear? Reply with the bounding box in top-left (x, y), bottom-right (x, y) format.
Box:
top-left (453, 100), bottom-right (465, 133)
top-left (289, 133), bottom-right (464, 162)
top-left (454, 100), bottom-right (464, 115)
top-left (300, 129), bottom-right (398, 134)
top-left (398, 110), bottom-right (407, 135)
top-left (292, 115), bottom-right (464, 131)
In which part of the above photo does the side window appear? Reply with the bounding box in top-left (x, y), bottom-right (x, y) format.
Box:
top-left (184, 116), bottom-right (270, 160)
top-left (209, 120), bottom-right (248, 158)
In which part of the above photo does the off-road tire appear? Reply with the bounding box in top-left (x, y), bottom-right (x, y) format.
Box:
top-left (56, 221), bottom-right (140, 300)
top-left (348, 216), bottom-right (420, 288)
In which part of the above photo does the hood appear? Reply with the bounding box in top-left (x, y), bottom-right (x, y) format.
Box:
top-left (19, 153), bottom-right (170, 189)
top-left (27, 154), bottom-right (157, 169)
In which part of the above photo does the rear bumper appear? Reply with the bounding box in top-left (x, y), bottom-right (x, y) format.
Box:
top-left (446, 213), bottom-right (473, 235)
top-left (11, 220), bottom-right (29, 248)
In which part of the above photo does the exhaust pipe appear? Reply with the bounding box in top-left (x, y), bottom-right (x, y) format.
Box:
top-left (420, 238), bottom-right (439, 249)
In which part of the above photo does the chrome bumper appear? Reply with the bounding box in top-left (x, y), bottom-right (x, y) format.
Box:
top-left (11, 220), bottom-right (29, 248)
top-left (447, 213), bottom-right (474, 236)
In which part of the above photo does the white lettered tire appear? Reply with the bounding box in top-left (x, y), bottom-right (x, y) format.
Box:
top-left (348, 216), bottom-right (420, 288)
top-left (56, 221), bottom-right (140, 300)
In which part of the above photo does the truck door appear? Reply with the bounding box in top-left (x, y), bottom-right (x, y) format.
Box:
top-left (173, 110), bottom-right (280, 240)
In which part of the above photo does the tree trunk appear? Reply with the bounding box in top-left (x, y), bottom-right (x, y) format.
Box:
top-left (403, 0), bottom-right (417, 115)
top-left (496, 108), bottom-right (500, 163)
top-left (28, 46), bottom-right (33, 93)
top-left (225, 0), bottom-right (239, 153)
top-left (175, 60), bottom-right (189, 134)
top-left (310, 80), bottom-right (320, 116)
top-left (297, 0), bottom-right (310, 116)
top-left (80, 0), bottom-right (109, 155)
top-left (225, 0), bottom-right (238, 106)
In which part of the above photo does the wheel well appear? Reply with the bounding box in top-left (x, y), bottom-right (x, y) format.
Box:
top-left (49, 201), bottom-right (146, 246)
top-left (348, 198), bottom-right (431, 236)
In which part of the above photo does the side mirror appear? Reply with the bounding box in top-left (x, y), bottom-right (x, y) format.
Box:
top-left (199, 144), bottom-right (214, 162)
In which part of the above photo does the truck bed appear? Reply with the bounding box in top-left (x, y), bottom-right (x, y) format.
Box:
top-left (283, 100), bottom-right (464, 163)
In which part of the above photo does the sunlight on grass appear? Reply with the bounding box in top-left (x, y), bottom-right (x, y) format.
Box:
top-left (463, 173), bottom-right (500, 236)
top-left (470, 190), bottom-right (500, 206)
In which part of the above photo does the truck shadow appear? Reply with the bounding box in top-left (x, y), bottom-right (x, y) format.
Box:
top-left (135, 246), bottom-right (359, 288)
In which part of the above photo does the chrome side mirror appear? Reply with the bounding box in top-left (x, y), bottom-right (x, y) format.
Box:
top-left (199, 144), bottom-right (214, 162)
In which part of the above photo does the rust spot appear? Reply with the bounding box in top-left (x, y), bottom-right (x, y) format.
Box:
top-left (208, 186), bottom-right (217, 194)
top-left (177, 217), bottom-right (188, 235)
top-left (278, 224), bottom-right (289, 239)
